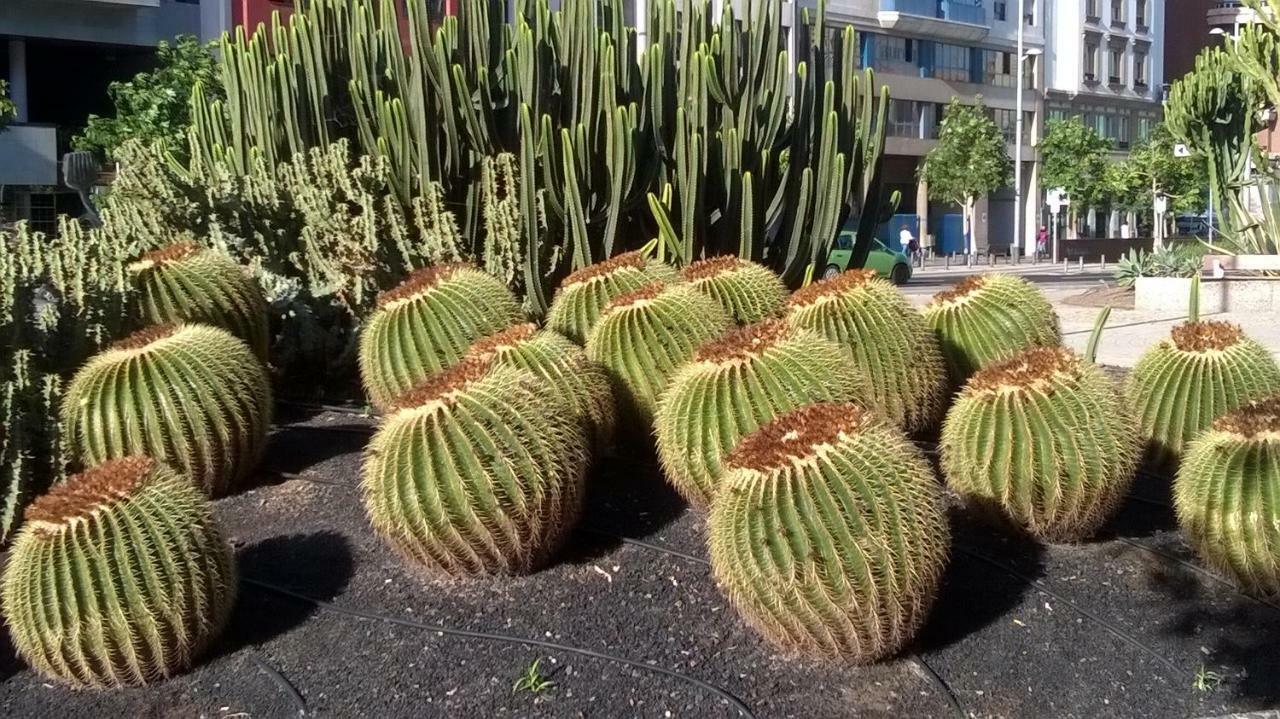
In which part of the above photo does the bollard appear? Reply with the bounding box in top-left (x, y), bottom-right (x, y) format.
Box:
top-left (1063, 258), bottom-right (1069, 272)
top-left (1078, 256), bottom-right (1084, 272)
top-left (1100, 254), bottom-right (1107, 271)
top-left (945, 253), bottom-right (951, 269)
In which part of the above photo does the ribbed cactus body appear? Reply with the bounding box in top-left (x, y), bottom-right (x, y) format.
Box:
top-left (585, 282), bottom-right (733, 423)
top-left (359, 263), bottom-right (524, 409)
top-left (128, 242), bottom-right (270, 361)
top-left (546, 252), bottom-right (677, 344)
top-left (1, 457), bottom-right (236, 687)
top-left (62, 324), bottom-right (271, 497)
top-left (1176, 395), bottom-right (1280, 596)
top-left (465, 323), bottom-right (616, 447)
top-left (709, 403), bottom-right (950, 662)
top-left (681, 256), bottom-right (788, 324)
top-left (654, 320), bottom-right (869, 510)
top-left (923, 274), bottom-right (1061, 385)
top-left (941, 347), bottom-right (1140, 542)
top-left (1126, 321), bottom-right (1280, 467)
top-left (362, 360), bottom-right (590, 577)
top-left (787, 269), bottom-right (947, 433)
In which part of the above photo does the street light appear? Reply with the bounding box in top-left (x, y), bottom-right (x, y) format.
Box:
top-left (1013, 3), bottom-right (1042, 263)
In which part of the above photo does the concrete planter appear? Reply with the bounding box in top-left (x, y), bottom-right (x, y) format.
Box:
top-left (1135, 276), bottom-right (1280, 313)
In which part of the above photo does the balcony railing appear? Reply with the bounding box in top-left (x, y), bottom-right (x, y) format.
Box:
top-left (880, 0), bottom-right (987, 26)
top-left (0, 124), bottom-right (59, 186)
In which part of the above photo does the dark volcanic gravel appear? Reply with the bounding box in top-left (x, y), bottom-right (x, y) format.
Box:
top-left (2, 406), bottom-right (1278, 718)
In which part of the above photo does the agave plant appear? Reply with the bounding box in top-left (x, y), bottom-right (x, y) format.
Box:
top-left (61, 323), bottom-right (271, 497)
top-left (654, 319), bottom-right (869, 510)
top-left (545, 251), bottom-right (678, 344)
top-left (787, 269), bottom-right (947, 433)
top-left (680, 256), bottom-right (788, 324)
top-left (708, 402), bottom-right (950, 662)
top-left (362, 358), bottom-right (590, 577)
top-left (1176, 394), bottom-right (1280, 596)
top-left (1, 456), bottom-right (236, 687)
top-left (359, 263), bottom-right (525, 409)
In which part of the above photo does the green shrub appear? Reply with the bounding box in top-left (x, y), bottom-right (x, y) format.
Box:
top-left (1, 456), bottom-right (235, 687)
top-left (680, 256), bottom-right (788, 324)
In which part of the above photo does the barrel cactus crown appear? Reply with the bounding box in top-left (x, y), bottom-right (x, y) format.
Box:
top-left (654, 319), bottom-right (869, 510)
top-left (1126, 320), bottom-right (1280, 467)
top-left (681, 256), bottom-right (788, 325)
top-left (128, 242), bottom-right (270, 360)
top-left (585, 282), bottom-right (733, 424)
top-left (923, 274), bottom-right (1061, 385)
top-left (362, 357), bottom-right (590, 577)
top-left (1, 456), bottom-right (236, 688)
top-left (359, 263), bottom-right (525, 409)
top-left (709, 403), bottom-right (950, 662)
top-left (941, 346), bottom-right (1141, 542)
top-left (464, 323), bottom-right (616, 447)
top-left (1176, 394), bottom-right (1280, 596)
top-left (546, 251), bottom-right (677, 343)
top-left (788, 269), bottom-right (947, 433)
top-left (62, 323), bottom-right (271, 497)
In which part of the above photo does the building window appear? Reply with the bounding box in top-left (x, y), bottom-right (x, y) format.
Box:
top-left (1023, 54), bottom-right (1037, 89)
top-left (1137, 115), bottom-right (1155, 141)
top-left (994, 1), bottom-right (1007, 21)
top-left (888, 100), bottom-right (922, 138)
top-left (985, 50), bottom-right (1017, 88)
top-left (1084, 43), bottom-right (1100, 83)
top-left (1134, 50), bottom-right (1148, 87)
top-left (1109, 47), bottom-right (1124, 84)
top-left (1086, 0), bottom-right (1100, 21)
top-left (874, 35), bottom-right (919, 74)
top-left (1111, 0), bottom-right (1125, 27)
top-left (1136, 0), bottom-right (1149, 29)
top-left (935, 42), bottom-right (972, 82)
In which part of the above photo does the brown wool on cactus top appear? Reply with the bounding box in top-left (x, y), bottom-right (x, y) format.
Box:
top-left (601, 281), bottom-right (665, 314)
top-left (24, 456), bottom-right (156, 529)
top-left (1170, 320), bottom-right (1244, 353)
top-left (930, 274), bottom-right (987, 305)
top-left (965, 346), bottom-right (1079, 394)
top-left (376, 263), bottom-right (471, 307)
top-left (682, 255), bottom-right (747, 281)
top-left (726, 403), bottom-right (873, 472)
top-left (133, 241), bottom-right (202, 267)
top-left (787, 269), bottom-right (877, 308)
top-left (1213, 394), bottom-right (1280, 438)
top-left (111, 323), bottom-right (182, 351)
top-left (388, 355), bottom-right (495, 412)
top-left (466, 323), bottom-right (538, 360)
top-left (559, 251), bottom-right (648, 288)
top-left (694, 318), bottom-right (791, 363)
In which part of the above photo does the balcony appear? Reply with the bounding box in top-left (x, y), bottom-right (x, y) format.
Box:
top-left (1207, 1), bottom-right (1261, 31)
top-left (878, 0), bottom-right (989, 43)
top-left (76, 0), bottom-right (162, 6)
top-left (0, 124), bottom-right (59, 186)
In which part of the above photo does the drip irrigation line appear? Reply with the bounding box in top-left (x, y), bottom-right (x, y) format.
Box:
top-left (1112, 537), bottom-right (1280, 613)
top-left (1060, 311), bottom-right (1225, 336)
top-left (247, 650), bottom-right (308, 716)
top-left (240, 577), bottom-right (757, 718)
top-left (955, 545), bottom-right (1188, 679)
top-left (276, 397), bottom-right (378, 417)
top-left (270, 423), bottom-right (376, 437)
top-left (908, 655), bottom-right (964, 718)
top-left (268, 471), bottom-right (358, 492)
top-left (576, 526), bottom-right (711, 566)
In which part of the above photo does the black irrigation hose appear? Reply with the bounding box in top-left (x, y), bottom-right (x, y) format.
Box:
top-left (576, 526), bottom-right (711, 567)
top-left (240, 577), bottom-right (757, 719)
top-left (276, 397), bottom-right (379, 417)
top-left (1060, 311), bottom-right (1225, 337)
top-left (1112, 537), bottom-right (1280, 614)
top-left (269, 423), bottom-right (376, 437)
top-left (247, 650), bottom-right (308, 716)
top-left (909, 654), bottom-right (965, 718)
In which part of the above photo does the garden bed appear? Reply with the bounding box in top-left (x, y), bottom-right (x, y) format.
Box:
top-left (1, 403), bottom-right (1277, 718)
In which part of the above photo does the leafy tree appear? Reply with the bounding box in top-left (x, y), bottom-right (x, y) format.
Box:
top-left (919, 98), bottom-right (1012, 254)
top-left (1104, 123), bottom-right (1206, 216)
top-left (73, 36), bottom-right (222, 160)
top-left (0, 80), bottom-right (16, 132)
top-left (1040, 117), bottom-right (1113, 236)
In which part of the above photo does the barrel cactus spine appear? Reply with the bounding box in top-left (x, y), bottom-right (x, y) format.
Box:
top-left (61, 323), bottom-right (271, 497)
top-left (464, 323), bottom-right (616, 448)
top-left (787, 269), bottom-right (947, 433)
top-left (708, 403), bottom-right (950, 662)
top-left (128, 242), bottom-right (270, 361)
top-left (1126, 320), bottom-right (1280, 467)
top-left (941, 346), bottom-right (1141, 542)
top-left (359, 263), bottom-right (525, 409)
top-left (1175, 394), bottom-right (1280, 596)
top-left (654, 319), bottom-right (870, 510)
top-left (585, 282), bottom-right (733, 425)
top-left (922, 274), bottom-right (1061, 386)
top-left (362, 358), bottom-right (590, 577)
top-left (546, 251), bottom-right (678, 344)
top-left (1, 456), bottom-right (236, 688)
top-left (681, 256), bottom-right (788, 325)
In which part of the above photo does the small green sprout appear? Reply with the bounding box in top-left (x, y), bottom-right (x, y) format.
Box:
top-left (1193, 665), bottom-right (1222, 693)
top-left (513, 658), bottom-right (556, 695)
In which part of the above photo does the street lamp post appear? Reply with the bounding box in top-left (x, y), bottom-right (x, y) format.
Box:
top-left (1013, 3), bottom-right (1041, 263)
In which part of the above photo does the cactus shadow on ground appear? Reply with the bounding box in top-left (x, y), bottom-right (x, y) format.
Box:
top-left (0, 630), bottom-right (18, 684)
top-left (1095, 468), bottom-right (1179, 541)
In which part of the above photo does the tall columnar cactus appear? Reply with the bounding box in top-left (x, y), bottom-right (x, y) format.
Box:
top-left (362, 359), bottom-right (590, 577)
top-left (654, 319), bottom-right (869, 510)
top-left (922, 274), bottom-right (1061, 386)
top-left (1126, 320), bottom-right (1280, 466)
top-left (941, 346), bottom-right (1141, 542)
top-left (708, 403), bottom-right (950, 662)
top-left (1176, 394), bottom-right (1280, 596)
top-left (545, 251), bottom-right (677, 344)
top-left (585, 282), bottom-right (733, 423)
top-left (464, 323), bottom-right (616, 447)
top-left (61, 324), bottom-right (272, 497)
top-left (1, 456), bottom-right (236, 687)
top-left (787, 269), bottom-right (947, 433)
top-left (680, 256), bottom-right (788, 325)
top-left (359, 263), bottom-right (525, 409)
top-left (128, 242), bottom-right (270, 361)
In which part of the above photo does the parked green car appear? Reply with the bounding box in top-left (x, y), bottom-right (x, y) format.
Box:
top-left (823, 230), bottom-right (913, 285)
